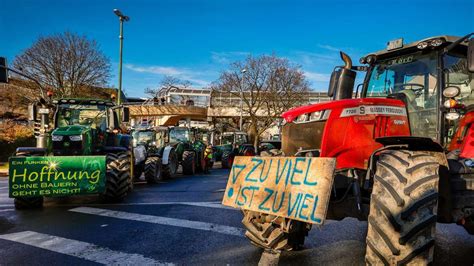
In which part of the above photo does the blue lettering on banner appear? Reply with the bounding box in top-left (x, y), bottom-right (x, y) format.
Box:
top-left (275, 159), bottom-right (290, 185)
top-left (244, 158), bottom-right (263, 183)
top-left (259, 160), bottom-right (272, 182)
top-left (287, 192), bottom-right (303, 217)
top-left (222, 157), bottom-right (334, 225)
top-left (272, 191), bottom-right (286, 212)
top-left (303, 158), bottom-right (317, 186)
top-left (290, 158), bottom-right (305, 185)
top-left (310, 195), bottom-right (321, 223)
top-left (232, 164), bottom-right (246, 184)
top-left (299, 193), bottom-right (313, 220)
top-left (258, 188), bottom-right (273, 211)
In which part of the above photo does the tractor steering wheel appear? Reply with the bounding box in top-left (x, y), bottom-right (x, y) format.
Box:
top-left (398, 83), bottom-right (424, 97)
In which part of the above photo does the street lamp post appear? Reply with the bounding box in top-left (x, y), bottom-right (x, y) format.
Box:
top-left (113, 9), bottom-right (130, 106)
top-left (239, 68), bottom-right (247, 131)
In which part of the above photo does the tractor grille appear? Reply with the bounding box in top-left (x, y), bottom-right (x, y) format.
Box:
top-left (52, 137), bottom-right (83, 155)
top-left (282, 121), bottom-right (325, 156)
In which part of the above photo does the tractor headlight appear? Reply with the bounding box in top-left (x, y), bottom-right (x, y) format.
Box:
top-left (443, 86), bottom-right (460, 98)
top-left (52, 135), bottom-right (63, 141)
top-left (417, 41), bottom-right (429, 49)
top-left (69, 135), bottom-right (83, 141)
top-left (446, 112), bottom-right (460, 120)
top-left (430, 38), bottom-right (444, 47)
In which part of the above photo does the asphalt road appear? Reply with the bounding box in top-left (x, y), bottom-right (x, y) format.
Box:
top-left (0, 166), bottom-right (473, 265)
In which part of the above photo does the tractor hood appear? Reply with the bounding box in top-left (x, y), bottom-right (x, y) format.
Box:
top-left (52, 125), bottom-right (91, 136)
top-left (282, 98), bottom-right (406, 123)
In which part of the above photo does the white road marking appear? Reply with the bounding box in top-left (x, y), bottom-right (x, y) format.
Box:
top-left (0, 231), bottom-right (171, 265)
top-left (69, 207), bottom-right (245, 237)
top-left (0, 204), bottom-right (14, 208)
top-left (0, 208), bottom-right (14, 213)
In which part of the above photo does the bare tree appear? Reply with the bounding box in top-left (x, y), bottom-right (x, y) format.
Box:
top-left (144, 75), bottom-right (192, 98)
top-left (212, 55), bottom-right (310, 147)
top-left (13, 32), bottom-right (111, 97)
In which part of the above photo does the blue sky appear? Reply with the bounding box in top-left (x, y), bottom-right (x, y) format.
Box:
top-left (1, 0), bottom-right (473, 97)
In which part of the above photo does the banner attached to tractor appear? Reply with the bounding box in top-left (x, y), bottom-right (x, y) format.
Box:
top-left (9, 156), bottom-right (106, 198)
top-left (222, 156), bottom-right (336, 225)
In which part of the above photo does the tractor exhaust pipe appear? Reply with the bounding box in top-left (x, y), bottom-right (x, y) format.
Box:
top-left (327, 52), bottom-right (356, 100)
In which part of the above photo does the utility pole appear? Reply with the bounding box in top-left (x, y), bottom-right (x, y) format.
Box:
top-left (239, 68), bottom-right (247, 131)
top-left (113, 9), bottom-right (130, 105)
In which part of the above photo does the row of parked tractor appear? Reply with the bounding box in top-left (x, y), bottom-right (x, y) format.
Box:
top-left (130, 125), bottom-right (282, 183)
top-left (2, 89), bottom-right (279, 209)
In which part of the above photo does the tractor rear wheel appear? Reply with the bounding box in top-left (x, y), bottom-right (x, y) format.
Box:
top-left (162, 150), bottom-right (178, 179)
top-left (14, 197), bottom-right (44, 210)
top-left (221, 151), bottom-right (234, 169)
top-left (366, 149), bottom-right (440, 265)
top-left (144, 156), bottom-right (162, 184)
top-left (182, 151), bottom-right (196, 175)
top-left (242, 210), bottom-right (310, 251)
top-left (101, 152), bottom-right (132, 202)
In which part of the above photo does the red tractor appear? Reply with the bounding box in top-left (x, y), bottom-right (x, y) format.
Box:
top-left (241, 34), bottom-right (474, 265)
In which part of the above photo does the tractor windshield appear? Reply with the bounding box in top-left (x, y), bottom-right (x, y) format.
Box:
top-left (169, 128), bottom-right (191, 143)
top-left (365, 52), bottom-right (439, 139)
top-left (56, 104), bottom-right (107, 130)
top-left (235, 133), bottom-right (247, 144)
top-left (133, 131), bottom-right (154, 145)
top-left (444, 53), bottom-right (474, 105)
top-left (221, 134), bottom-right (234, 145)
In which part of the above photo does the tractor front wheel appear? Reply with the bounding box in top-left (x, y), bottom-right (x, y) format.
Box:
top-left (366, 149), bottom-right (440, 265)
top-left (182, 151), bottom-right (196, 175)
top-left (14, 197), bottom-right (44, 210)
top-left (221, 151), bottom-right (234, 169)
top-left (162, 150), bottom-right (178, 179)
top-left (144, 156), bottom-right (162, 184)
top-left (101, 152), bottom-right (132, 202)
top-left (242, 210), bottom-right (310, 251)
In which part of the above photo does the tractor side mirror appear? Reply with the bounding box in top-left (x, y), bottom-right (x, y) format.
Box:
top-left (28, 103), bottom-right (37, 121)
top-left (0, 57), bottom-right (8, 83)
top-left (468, 38), bottom-right (474, 73)
top-left (122, 107), bottom-right (130, 123)
top-left (328, 67), bottom-right (356, 100)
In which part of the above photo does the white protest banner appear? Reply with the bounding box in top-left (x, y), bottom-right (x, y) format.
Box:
top-left (222, 156), bottom-right (336, 225)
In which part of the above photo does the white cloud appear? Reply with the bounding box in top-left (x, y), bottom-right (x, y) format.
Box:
top-left (317, 44), bottom-right (341, 52)
top-left (124, 64), bottom-right (212, 87)
top-left (304, 71), bottom-right (331, 83)
top-left (211, 51), bottom-right (249, 64)
top-left (124, 64), bottom-right (183, 76)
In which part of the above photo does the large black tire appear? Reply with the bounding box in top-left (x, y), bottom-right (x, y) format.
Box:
top-left (101, 152), bottom-right (132, 202)
top-left (144, 156), bottom-right (162, 184)
top-left (242, 210), bottom-right (310, 251)
top-left (162, 150), bottom-right (178, 179)
top-left (134, 163), bottom-right (143, 180)
top-left (14, 197), bottom-right (44, 210)
top-left (182, 151), bottom-right (196, 175)
top-left (366, 150), bottom-right (440, 265)
top-left (221, 151), bottom-right (234, 169)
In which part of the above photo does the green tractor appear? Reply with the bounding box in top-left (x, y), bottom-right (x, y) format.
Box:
top-left (168, 127), bottom-right (209, 175)
top-left (214, 131), bottom-right (255, 169)
top-left (131, 126), bottom-right (178, 180)
top-left (131, 127), bottom-right (163, 184)
top-left (9, 98), bottom-right (133, 209)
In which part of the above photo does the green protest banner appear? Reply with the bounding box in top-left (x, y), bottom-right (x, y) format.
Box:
top-left (9, 156), bottom-right (106, 198)
top-left (222, 156), bottom-right (336, 225)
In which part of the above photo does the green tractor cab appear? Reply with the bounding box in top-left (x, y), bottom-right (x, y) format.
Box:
top-left (9, 98), bottom-right (133, 209)
top-left (130, 127), bottom-right (163, 184)
top-left (130, 126), bottom-right (181, 182)
top-left (168, 127), bottom-right (210, 175)
top-left (214, 131), bottom-right (255, 169)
